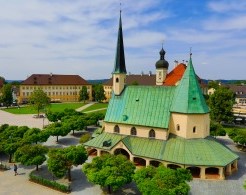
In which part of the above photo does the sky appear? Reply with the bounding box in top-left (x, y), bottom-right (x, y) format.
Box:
top-left (0, 0), bottom-right (245, 81)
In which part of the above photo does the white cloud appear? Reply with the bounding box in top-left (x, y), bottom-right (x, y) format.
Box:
top-left (208, 0), bottom-right (246, 12)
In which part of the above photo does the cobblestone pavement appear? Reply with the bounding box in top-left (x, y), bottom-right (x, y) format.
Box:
top-left (0, 111), bottom-right (245, 195)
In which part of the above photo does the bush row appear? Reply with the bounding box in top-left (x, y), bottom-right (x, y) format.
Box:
top-left (29, 171), bottom-right (71, 193)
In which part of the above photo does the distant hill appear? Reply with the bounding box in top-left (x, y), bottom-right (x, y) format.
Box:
top-left (87, 79), bottom-right (109, 84)
top-left (203, 79), bottom-right (246, 85)
top-left (6, 80), bottom-right (23, 83)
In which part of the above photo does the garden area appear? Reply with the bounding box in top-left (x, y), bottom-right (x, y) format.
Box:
top-left (2, 102), bottom-right (86, 114)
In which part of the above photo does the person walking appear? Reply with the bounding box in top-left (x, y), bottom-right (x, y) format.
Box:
top-left (14, 164), bottom-right (18, 176)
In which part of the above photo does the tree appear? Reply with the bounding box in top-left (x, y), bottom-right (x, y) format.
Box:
top-left (29, 88), bottom-right (50, 117)
top-left (208, 80), bottom-right (219, 90)
top-left (210, 120), bottom-right (226, 137)
top-left (45, 122), bottom-right (71, 142)
top-left (47, 145), bottom-right (87, 181)
top-left (79, 86), bottom-right (89, 103)
top-left (228, 128), bottom-right (246, 146)
top-left (94, 84), bottom-right (106, 102)
top-left (208, 86), bottom-right (235, 123)
top-left (15, 144), bottom-right (48, 171)
top-left (23, 128), bottom-right (50, 144)
top-left (0, 76), bottom-right (6, 84)
top-left (0, 125), bottom-right (29, 162)
top-left (134, 166), bottom-right (192, 195)
top-left (82, 154), bottom-right (136, 193)
top-left (0, 83), bottom-right (13, 108)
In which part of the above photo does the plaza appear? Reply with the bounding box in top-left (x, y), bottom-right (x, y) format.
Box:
top-left (0, 109), bottom-right (245, 194)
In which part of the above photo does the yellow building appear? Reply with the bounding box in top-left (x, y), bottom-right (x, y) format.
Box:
top-left (84, 13), bottom-right (238, 180)
top-left (18, 74), bottom-right (92, 103)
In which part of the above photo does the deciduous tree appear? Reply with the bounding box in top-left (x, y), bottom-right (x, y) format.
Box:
top-left (15, 144), bottom-right (48, 171)
top-left (79, 86), bottom-right (89, 103)
top-left (208, 86), bottom-right (235, 123)
top-left (48, 145), bottom-right (87, 181)
top-left (82, 154), bottom-right (135, 193)
top-left (0, 83), bottom-right (13, 108)
top-left (45, 122), bottom-right (70, 142)
top-left (29, 88), bottom-right (50, 117)
top-left (134, 166), bottom-right (192, 195)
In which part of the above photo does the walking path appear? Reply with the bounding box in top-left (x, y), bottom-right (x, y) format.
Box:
top-left (75, 102), bottom-right (96, 112)
top-left (0, 110), bottom-right (49, 129)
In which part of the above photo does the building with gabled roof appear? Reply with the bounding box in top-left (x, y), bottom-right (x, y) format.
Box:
top-left (84, 13), bottom-right (238, 180)
top-left (18, 74), bottom-right (92, 103)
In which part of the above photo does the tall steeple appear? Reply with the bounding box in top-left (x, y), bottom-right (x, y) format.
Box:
top-left (112, 11), bottom-right (127, 95)
top-left (113, 11), bottom-right (126, 74)
top-left (170, 54), bottom-right (209, 113)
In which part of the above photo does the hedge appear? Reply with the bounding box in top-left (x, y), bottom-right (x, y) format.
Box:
top-left (29, 171), bottom-right (71, 193)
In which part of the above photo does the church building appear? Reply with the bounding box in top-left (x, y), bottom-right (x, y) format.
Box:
top-left (84, 13), bottom-right (239, 180)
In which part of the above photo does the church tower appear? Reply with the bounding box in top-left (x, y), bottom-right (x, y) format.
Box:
top-left (169, 54), bottom-right (210, 139)
top-left (155, 46), bottom-right (169, 85)
top-left (112, 11), bottom-right (127, 95)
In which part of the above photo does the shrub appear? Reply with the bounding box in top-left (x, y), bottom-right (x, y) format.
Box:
top-left (29, 171), bottom-right (70, 193)
top-left (79, 133), bottom-right (91, 144)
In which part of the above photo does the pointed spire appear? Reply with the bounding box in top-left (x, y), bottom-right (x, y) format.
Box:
top-left (170, 54), bottom-right (209, 114)
top-left (112, 11), bottom-right (126, 74)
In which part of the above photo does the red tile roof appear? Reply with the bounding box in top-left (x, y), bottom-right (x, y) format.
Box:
top-left (164, 63), bottom-right (203, 86)
top-left (164, 63), bottom-right (186, 86)
top-left (22, 74), bottom-right (89, 85)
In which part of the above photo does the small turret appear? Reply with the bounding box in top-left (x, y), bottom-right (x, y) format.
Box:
top-left (155, 46), bottom-right (169, 85)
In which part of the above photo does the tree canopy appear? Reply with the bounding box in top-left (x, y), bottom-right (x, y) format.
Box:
top-left (134, 166), bottom-right (192, 195)
top-left (82, 154), bottom-right (136, 193)
top-left (0, 83), bottom-right (13, 108)
top-left (15, 144), bottom-right (48, 171)
top-left (29, 88), bottom-right (50, 116)
top-left (93, 84), bottom-right (106, 102)
top-left (208, 86), bottom-right (235, 123)
top-left (44, 122), bottom-right (71, 142)
top-left (47, 145), bottom-right (87, 181)
top-left (79, 86), bottom-right (89, 103)
top-left (0, 125), bottom-right (29, 162)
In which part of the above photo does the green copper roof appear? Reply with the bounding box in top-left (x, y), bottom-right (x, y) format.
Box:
top-left (170, 57), bottom-right (209, 114)
top-left (84, 132), bottom-right (125, 150)
top-left (113, 12), bottom-right (126, 74)
top-left (84, 133), bottom-right (239, 167)
top-left (104, 86), bottom-right (176, 129)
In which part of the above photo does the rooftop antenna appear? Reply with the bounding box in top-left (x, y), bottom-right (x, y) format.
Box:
top-left (120, 1), bottom-right (122, 13)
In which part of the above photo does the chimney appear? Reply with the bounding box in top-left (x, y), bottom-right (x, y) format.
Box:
top-left (149, 71), bottom-right (152, 76)
top-left (141, 71), bottom-right (144, 76)
top-left (174, 60), bottom-right (178, 68)
top-left (50, 72), bottom-right (53, 77)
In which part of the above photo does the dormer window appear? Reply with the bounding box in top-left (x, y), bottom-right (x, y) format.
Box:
top-left (131, 127), bottom-right (137, 136)
top-left (114, 125), bottom-right (120, 133)
top-left (149, 129), bottom-right (155, 138)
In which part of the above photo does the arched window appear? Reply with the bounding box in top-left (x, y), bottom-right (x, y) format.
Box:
top-left (116, 78), bottom-right (119, 83)
top-left (131, 127), bottom-right (137, 136)
top-left (193, 126), bottom-right (196, 133)
top-left (149, 129), bottom-right (155, 138)
top-left (114, 125), bottom-right (120, 133)
top-left (176, 124), bottom-right (180, 131)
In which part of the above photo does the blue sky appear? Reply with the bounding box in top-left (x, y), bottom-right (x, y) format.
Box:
top-left (0, 0), bottom-right (245, 80)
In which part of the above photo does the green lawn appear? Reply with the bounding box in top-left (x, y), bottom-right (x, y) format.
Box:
top-left (3, 102), bottom-right (86, 114)
top-left (82, 103), bottom-right (108, 112)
